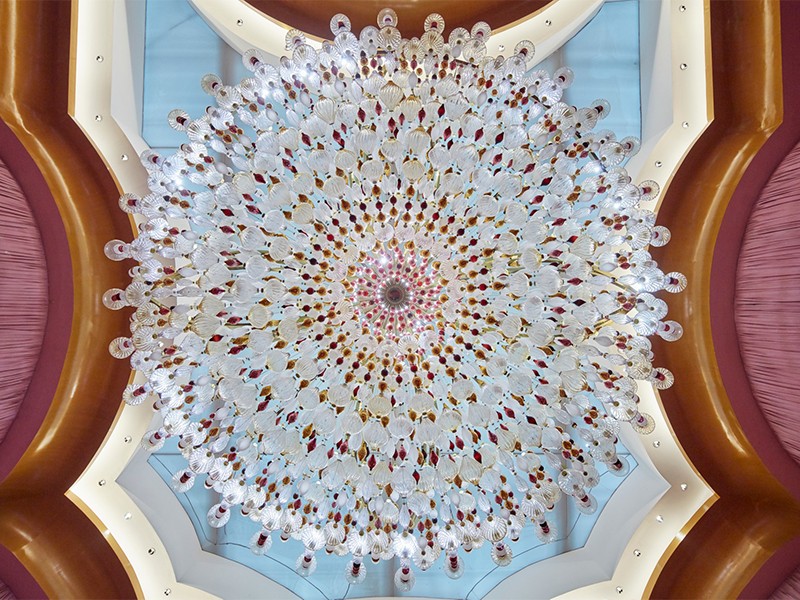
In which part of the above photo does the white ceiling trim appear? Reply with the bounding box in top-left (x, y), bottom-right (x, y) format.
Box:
top-left (188, 0), bottom-right (604, 68)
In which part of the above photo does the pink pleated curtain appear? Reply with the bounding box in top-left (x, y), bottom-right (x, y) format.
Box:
top-left (735, 142), bottom-right (800, 466)
top-left (0, 579), bottom-right (16, 600)
top-left (0, 158), bottom-right (48, 444)
top-left (772, 566), bottom-right (800, 599)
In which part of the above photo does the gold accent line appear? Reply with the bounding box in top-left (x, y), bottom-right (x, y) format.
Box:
top-left (66, 490), bottom-right (146, 600)
top-left (643, 495), bottom-right (718, 598)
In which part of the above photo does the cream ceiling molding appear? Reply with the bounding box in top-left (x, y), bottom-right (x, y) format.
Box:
top-left (69, 0), bottom-right (206, 597)
top-left (188, 0), bottom-right (323, 57)
top-left (627, 0), bottom-right (714, 211)
top-left (188, 0), bottom-right (604, 65)
top-left (69, 0), bottom-right (148, 194)
top-left (67, 0), bottom-right (714, 598)
top-left (540, 389), bottom-right (714, 600)
top-left (118, 451), bottom-right (302, 600)
top-left (485, 0), bottom-right (603, 62)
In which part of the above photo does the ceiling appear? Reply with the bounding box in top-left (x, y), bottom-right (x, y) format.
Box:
top-left (243, 0), bottom-right (552, 40)
top-left (0, 0), bottom-right (799, 599)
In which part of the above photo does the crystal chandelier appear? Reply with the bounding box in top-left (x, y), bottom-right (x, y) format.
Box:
top-left (104, 8), bottom-right (685, 589)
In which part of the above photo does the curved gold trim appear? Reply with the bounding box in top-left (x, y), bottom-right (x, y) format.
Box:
top-left (644, 495), bottom-right (717, 598)
top-left (66, 488), bottom-right (145, 600)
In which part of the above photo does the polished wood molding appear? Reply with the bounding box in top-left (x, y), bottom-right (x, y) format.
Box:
top-left (244, 0), bottom-right (553, 40)
top-left (650, 0), bottom-right (800, 597)
top-left (0, 0), bottom-right (135, 597)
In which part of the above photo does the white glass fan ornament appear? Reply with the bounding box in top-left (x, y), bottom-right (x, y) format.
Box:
top-left (105, 7), bottom-right (684, 590)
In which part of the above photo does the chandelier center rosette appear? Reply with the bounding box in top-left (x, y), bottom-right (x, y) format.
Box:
top-left (352, 249), bottom-right (442, 341)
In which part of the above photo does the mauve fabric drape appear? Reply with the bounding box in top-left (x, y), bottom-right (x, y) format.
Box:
top-left (735, 142), bottom-right (800, 464)
top-left (0, 579), bottom-right (17, 600)
top-left (772, 565), bottom-right (800, 599)
top-left (0, 158), bottom-right (48, 444)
